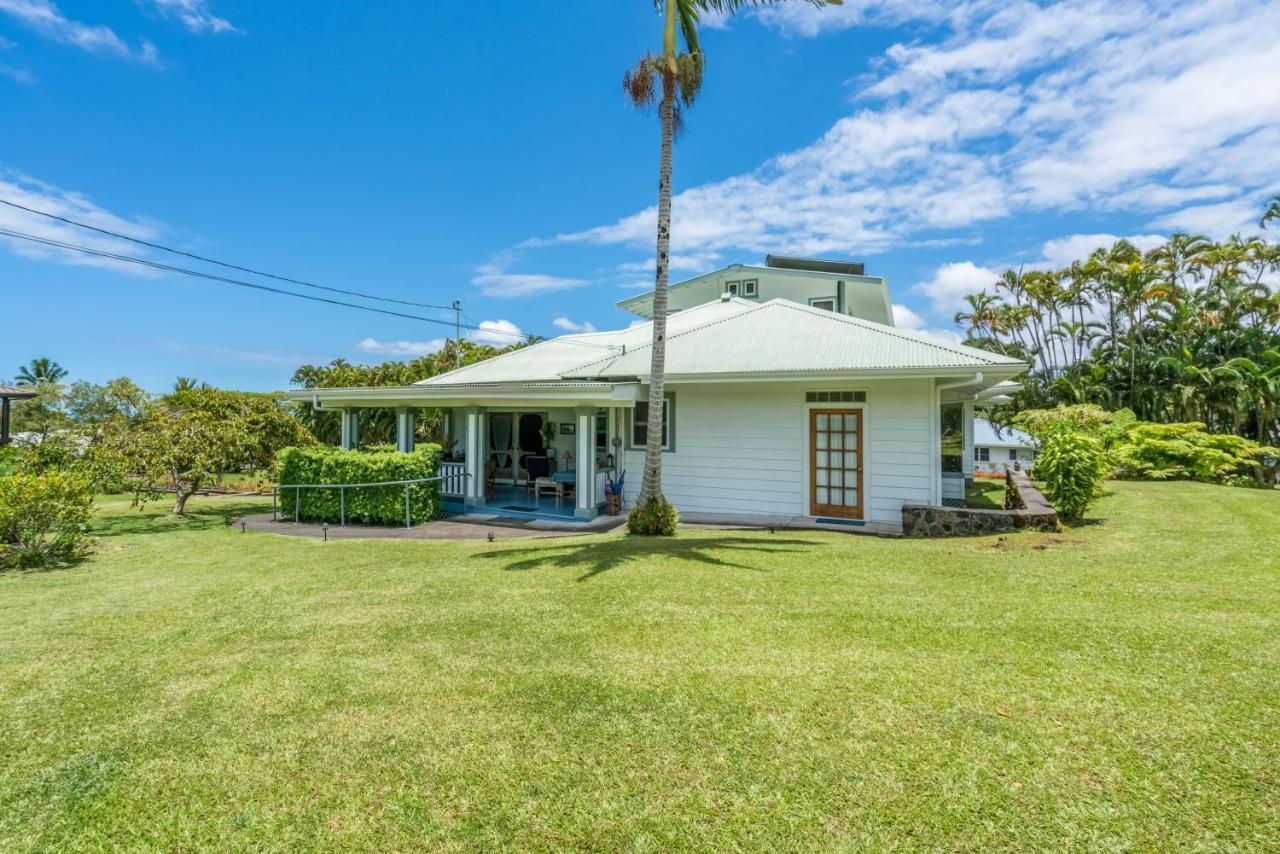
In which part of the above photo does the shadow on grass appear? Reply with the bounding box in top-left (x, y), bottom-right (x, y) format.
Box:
top-left (91, 498), bottom-right (271, 539)
top-left (472, 535), bottom-right (816, 582)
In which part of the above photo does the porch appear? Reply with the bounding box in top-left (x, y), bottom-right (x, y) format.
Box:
top-left (290, 383), bottom-right (639, 521)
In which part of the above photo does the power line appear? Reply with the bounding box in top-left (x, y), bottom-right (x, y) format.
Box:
top-left (0, 196), bottom-right (457, 312)
top-left (0, 226), bottom-right (617, 350)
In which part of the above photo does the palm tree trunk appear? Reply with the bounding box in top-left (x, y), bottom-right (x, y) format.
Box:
top-left (639, 78), bottom-right (675, 504)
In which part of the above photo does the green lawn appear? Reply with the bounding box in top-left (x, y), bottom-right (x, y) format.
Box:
top-left (2, 483), bottom-right (1278, 850)
top-left (965, 477), bottom-right (1007, 508)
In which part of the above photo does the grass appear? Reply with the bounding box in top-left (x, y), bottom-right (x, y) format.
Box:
top-left (1, 482), bottom-right (1278, 850)
top-left (965, 476), bottom-right (1007, 508)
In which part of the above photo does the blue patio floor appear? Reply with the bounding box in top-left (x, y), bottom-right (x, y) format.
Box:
top-left (443, 483), bottom-right (586, 522)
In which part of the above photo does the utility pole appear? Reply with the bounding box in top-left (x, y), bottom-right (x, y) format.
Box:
top-left (452, 300), bottom-right (462, 368)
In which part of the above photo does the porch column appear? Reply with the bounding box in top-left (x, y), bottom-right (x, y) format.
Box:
top-left (575, 407), bottom-right (597, 519)
top-left (1, 397), bottom-right (10, 446)
top-left (963, 399), bottom-right (975, 485)
top-left (463, 407), bottom-right (486, 506)
top-left (395, 407), bottom-right (416, 453)
top-left (339, 408), bottom-right (359, 450)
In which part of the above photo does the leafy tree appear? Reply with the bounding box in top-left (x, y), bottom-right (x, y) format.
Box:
top-left (622, 0), bottom-right (840, 533)
top-left (14, 357), bottom-right (67, 386)
top-left (98, 389), bottom-right (315, 514)
top-left (65, 378), bottom-right (150, 425)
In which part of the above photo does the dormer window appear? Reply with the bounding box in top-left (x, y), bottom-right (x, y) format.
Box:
top-left (724, 280), bottom-right (740, 296)
top-left (741, 279), bottom-right (758, 297)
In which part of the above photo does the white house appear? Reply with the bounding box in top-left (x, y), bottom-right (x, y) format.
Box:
top-left (291, 258), bottom-right (1026, 530)
top-left (973, 418), bottom-right (1037, 474)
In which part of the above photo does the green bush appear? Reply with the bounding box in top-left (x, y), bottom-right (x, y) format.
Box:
top-left (1108, 421), bottom-right (1280, 486)
top-left (1036, 430), bottom-right (1107, 522)
top-left (627, 495), bottom-right (679, 536)
top-left (0, 472), bottom-right (94, 569)
top-left (275, 445), bottom-right (442, 525)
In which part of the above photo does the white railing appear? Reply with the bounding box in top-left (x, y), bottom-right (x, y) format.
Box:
top-left (440, 461), bottom-right (467, 498)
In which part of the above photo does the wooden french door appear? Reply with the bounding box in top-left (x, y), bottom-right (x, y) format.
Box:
top-left (809, 408), bottom-right (864, 519)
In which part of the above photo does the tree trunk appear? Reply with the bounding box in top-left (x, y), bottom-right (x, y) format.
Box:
top-left (173, 488), bottom-right (192, 515)
top-left (639, 79), bottom-right (676, 505)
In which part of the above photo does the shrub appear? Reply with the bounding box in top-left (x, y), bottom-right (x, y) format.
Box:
top-left (0, 472), bottom-right (94, 569)
top-left (1035, 430), bottom-right (1107, 522)
top-left (1108, 421), bottom-right (1280, 486)
top-left (627, 495), bottom-right (679, 536)
top-left (275, 445), bottom-right (442, 525)
top-left (1013, 404), bottom-right (1111, 436)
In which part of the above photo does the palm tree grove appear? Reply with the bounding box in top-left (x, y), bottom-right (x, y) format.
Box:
top-left (955, 200), bottom-right (1280, 445)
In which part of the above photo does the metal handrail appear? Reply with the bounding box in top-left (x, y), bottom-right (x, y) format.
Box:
top-left (273, 472), bottom-right (469, 529)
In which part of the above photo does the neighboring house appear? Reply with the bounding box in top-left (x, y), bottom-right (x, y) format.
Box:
top-left (973, 418), bottom-right (1037, 473)
top-left (290, 258), bottom-right (1026, 530)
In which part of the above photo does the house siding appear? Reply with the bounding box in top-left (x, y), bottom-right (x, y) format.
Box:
top-left (620, 379), bottom-right (935, 523)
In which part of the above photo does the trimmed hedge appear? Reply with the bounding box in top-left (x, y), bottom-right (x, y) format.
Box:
top-left (275, 445), bottom-right (442, 525)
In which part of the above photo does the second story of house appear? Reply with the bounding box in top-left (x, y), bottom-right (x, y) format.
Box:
top-left (616, 255), bottom-right (895, 326)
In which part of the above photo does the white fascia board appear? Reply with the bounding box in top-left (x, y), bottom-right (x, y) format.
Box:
top-left (622, 365), bottom-right (1027, 385)
top-left (287, 383), bottom-right (642, 409)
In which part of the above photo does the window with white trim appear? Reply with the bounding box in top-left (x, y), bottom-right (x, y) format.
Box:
top-left (630, 394), bottom-right (674, 451)
top-left (809, 296), bottom-right (836, 311)
top-left (975, 447), bottom-right (990, 462)
top-left (724, 280), bottom-right (740, 296)
top-left (741, 279), bottom-right (758, 297)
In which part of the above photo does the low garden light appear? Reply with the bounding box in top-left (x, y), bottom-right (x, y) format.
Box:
top-left (239, 521), bottom-right (246, 533)
top-left (487, 531), bottom-right (495, 542)
top-left (322, 522), bottom-right (329, 542)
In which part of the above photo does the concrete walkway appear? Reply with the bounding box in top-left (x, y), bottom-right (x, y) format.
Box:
top-left (240, 510), bottom-right (900, 541)
top-left (239, 512), bottom-right (626, 541)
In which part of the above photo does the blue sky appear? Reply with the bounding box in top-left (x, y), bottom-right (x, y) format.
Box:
top-left (2, 0), bottom-right (1278, 392)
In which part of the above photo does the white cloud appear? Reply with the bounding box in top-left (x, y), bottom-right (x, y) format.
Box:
top-left (1148, 199), bottom-right (1264, 239)
top-left (142, 0), bottom-right (237, 34)
top-left (891, 303), bottom-right (925, 329)
top-left (552, 316), bottom-right (598, 334)
top-left (356, 337), bottom-right (447, 357)
top-left (0, 169), bottom-right (165, 275)
top-left (470, 319), bottom-right (523, 346)
top-left (472, 263), bottom-right (588, 298)
top-left (894, 301), bottom-right (963, 342)
top-left (752, 0), bottom-right (947, 38)
top-left (520, 0), bottom-right (1279, 265)
top-left (0, 0), bottom-right (160, 64)
top-left (1037, 232), bottom-right (1166, 268)
top-left (913, 261), bottom-right (1001, 315)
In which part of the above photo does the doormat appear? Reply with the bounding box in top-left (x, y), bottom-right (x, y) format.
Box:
top-left (500, 505), bottom-right (539, 513)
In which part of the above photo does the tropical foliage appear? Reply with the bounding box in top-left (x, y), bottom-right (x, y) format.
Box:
top-left (290, 340), bottom-right (517, 447)
top-left (1014, 404), bottom-right (1280, 491)
top-left (957, 211), bottom-right (1280, 444)
top-left (1034, 431), bottom-right (1107, 522)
